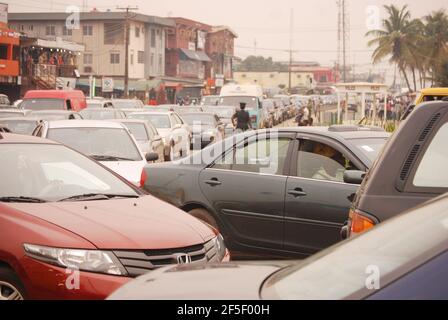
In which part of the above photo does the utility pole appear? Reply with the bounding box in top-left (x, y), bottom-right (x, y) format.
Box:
top-left (288, 8), bottom-right (294, 93)
top-left (117, 6), bottom-right (138, 98)
top-left (342, 0), bottom-right (347, 83)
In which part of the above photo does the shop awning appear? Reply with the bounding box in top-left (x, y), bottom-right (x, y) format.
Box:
top-left (180, 49), bottom-right (211, 62)
top-left (76, 78), bottom-right (161, 91)
top-left (36, 38), bottom-right (85, 52)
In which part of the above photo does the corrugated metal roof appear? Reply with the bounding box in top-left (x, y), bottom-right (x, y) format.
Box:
top-left (9, 12), bottom-right (175, 27)
top-left (179, 49), bottom-right (211, 62)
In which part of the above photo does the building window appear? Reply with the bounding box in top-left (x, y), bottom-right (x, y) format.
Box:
top-left (45, 25), bottom-right (56, 36)
top-left (151, 29), bottom-right (156, 47)
top-left (83, 53), bottom-right (93, 65)
top-left (130, 51), bottom-right (134, 65)
top-left (84, 66), bottom-right (93, 73)
top-left (150, 53), bottom-right (154, 67)
top-left (137, 51), bottom-right (144, 64)
top-left (83, 25), bottom-right (93, 36)
top-left (28, 25), bottom-right (34, 31)
top-left (62, 26), bottom-right (73, 36)
top-left (104, 23), bottom-right (124, 45)
top-left (135, 26), bottom-right (140, 38)
top-left (110, 53), bottom-right (120, 64)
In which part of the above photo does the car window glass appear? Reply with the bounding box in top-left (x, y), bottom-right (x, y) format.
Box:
top-left (413, 122), bottom-right (448, 188)
top-left (213, 138), bottom-right (291, 175)
top-left (297, 140), bottom-right (357, 182)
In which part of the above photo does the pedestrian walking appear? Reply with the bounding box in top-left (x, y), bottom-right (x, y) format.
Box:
top-left (232, 102), bottom-right (253, 132)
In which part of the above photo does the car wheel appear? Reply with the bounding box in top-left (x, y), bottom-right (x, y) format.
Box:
top-left (0, 267), bottom-right (26, 300)
top-left (188, 208), bottom-right (220, 231)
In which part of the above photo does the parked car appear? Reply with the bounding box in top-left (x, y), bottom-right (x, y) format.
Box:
top-left (112, 99), bottom-right (144, 110)
top-left (109, 193), bottom-right (448, 300)
top-left (180, 112), bottom-right (225, 149)
top-left (21, 90), bottom-right (87, 111)
top-left (0, 117), bottom-right (40, 135)
top-left (29, 110), bottom-right (83, 121)
top-left (32, 120), bottom-right (153, 186)
top-left (142, 125), bottom-right (389, 258)
top-left (414, 87), bottom-right (448, 105)
top-left (0, 109), bottom-right (29, 119)
top-left (0, 94), bottom-right (11, 109)
top-left (114, 119), bottom-right (165, 162)
top-left (202, 106), bottom-right (237, 137)
top-left (0, 132), bottom-right (228, 300)
top-left (80, 109), bottom-right (126, 120)
top-left (200, 95), bottom-right (219, 106)
top-left (344, 101), bottom-right (448, 238)
top-left (86, 99), bottom-right (115, 109)
top-left (128, 111), bottom-right (191, 161)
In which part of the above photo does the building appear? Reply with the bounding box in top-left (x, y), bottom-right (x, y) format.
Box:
top-left (9, 11), bottom-right (174, 97)
top-left (233, 71), bottom-right (316, 91)
top-left (165, 17), bottom-right (211, 81)
top-left (0, 4), bottom-right (21, 101)
top-left (206, 26), bottom-right (237, 83)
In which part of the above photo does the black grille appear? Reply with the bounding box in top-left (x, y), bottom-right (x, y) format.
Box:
top-left (418, 113), bottom-right (441, 142)
top-left (400, 144), bottom-right (421, 181)
top-left (114, 239), bottom-right (217, 277)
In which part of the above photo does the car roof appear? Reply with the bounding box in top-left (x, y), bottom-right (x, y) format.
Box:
top-left (30, 110), bottom-right (78, 114)
top-left (113, 119), bottom-right (149, 125)
top-left (0, 109), bottom-right (25, 113)
top-left (46, 120), bottom-right (125, 129)
top-left (0, 117), bottom-right (40, 121)
top-left (130, 111), bottom-right (172, 116)
top-left (181, 112), bottom-right (215, 116)
top-left (420, 88), bottom-right (448, 95)
top-left (0, 132), bottom-right (60, 144)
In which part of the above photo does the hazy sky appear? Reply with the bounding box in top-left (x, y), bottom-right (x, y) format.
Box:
top-left (6, 0), bottom-right (447, 81)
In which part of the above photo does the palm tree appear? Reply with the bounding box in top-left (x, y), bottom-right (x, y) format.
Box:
top-left (423, 10), bottom-right (448, 85)
top-left (366, 5), bottom-right (422, 92)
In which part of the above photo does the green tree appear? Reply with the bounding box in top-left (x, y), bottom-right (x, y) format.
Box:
top-left (236, 55), bottom-right (288, 72)
top-left (366, 5), bottom-right (422, 92)
top-left (424, 10), bottom-right (448, 85)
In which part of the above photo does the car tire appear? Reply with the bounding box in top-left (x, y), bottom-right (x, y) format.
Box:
top-left (0, 267), bottom-right (26, 300)
top-left (188, 208), bottom-right (220, 231)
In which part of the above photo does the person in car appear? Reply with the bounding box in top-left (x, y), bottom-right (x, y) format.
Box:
top-left (312, 143), bottom-right (346, 182)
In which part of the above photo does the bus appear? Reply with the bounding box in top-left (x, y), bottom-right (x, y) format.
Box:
top-left (218, 84), bottom-right (265, 129)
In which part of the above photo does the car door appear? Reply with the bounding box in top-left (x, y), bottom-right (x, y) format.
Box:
top-left (284, 134), bottom-right (364, 256)
top-left (199, 133), bottom-right (295, 251)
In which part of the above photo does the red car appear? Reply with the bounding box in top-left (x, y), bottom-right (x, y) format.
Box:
top-left (0, 133), bottom-right (228, 300)
top-left (21, 90), bottom-right (87, 112)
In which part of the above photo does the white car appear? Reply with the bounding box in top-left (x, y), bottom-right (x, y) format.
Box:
top-left (113, 119), bottom-right (165, 163)
top-left (127, 111), bottom-right (191, 161)
top-left (32, 120), bottom-right (158, 187)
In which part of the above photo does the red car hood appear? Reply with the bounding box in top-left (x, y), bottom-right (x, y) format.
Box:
top-left (8, 196), bottom-right (215, 250)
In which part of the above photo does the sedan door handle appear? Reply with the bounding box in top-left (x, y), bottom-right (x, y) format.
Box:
top-left (205, 178), bottom-right (222, 187)
top-left (287, 188), bottom-right (307, 197)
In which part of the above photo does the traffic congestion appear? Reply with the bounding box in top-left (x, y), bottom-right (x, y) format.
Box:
top-left (0, 0), bottom-right (448, 304)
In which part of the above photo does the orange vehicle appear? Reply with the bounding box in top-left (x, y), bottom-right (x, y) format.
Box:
top-left (21, 90), bottom-right (87, 112)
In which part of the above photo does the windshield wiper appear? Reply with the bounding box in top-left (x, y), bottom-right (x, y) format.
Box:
top-left (0, 196), bottom-right (47, 203)
top-left (90, 155), bottom-right (136, 162)
top-left (58, 193), bottom-right (140, 202)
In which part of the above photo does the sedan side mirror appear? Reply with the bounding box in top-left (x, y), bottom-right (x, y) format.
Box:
top-left (343, 170), bottom-right (366, 185)
top-left (145, 152), bottom-right (159, 162)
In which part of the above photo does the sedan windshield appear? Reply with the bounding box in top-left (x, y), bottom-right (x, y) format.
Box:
top-left (0, 144), bottom-right (138, 202)
top-left (123, 123), bottom-right (149, 141)
top-left (0, 120), bottom-right (38, 135)
top-left (21, 99), bottom-right (65, 110)
top-left (349, 138), bottom-right (388, 162)
top-left (47, 127), bottom-right (142, 161)
top-left (129, 114), bottom-right (171, 129)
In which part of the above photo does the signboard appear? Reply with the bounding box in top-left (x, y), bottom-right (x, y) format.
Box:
top-left (188, 42), bottom-right (196, 51)
top-left (0, 3), bottom-right (8, 26)
top-left (102, 78), bottom-right (114, 93)
top-left (197, 30), bottom-right (206, 50)
top-left (215, 74), bottom-right (224, 87)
